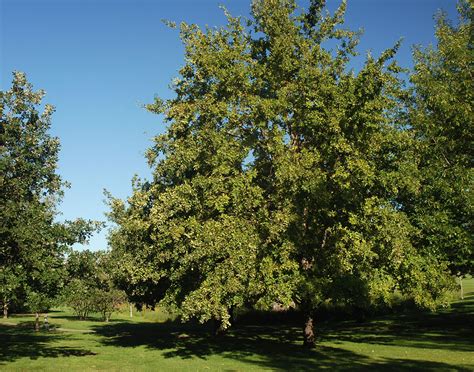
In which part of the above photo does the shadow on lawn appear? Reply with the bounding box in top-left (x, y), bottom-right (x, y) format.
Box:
top-left (322, 295), bottom-right (474, 353)
top-left (0, 322), bottom-right (96, 365)
top-left (2, 297), bottom-right (472, 370)
top-left (92, 299), bottom-right (474, 371)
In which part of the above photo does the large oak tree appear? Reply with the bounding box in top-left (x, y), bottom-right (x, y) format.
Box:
top-left (109, 0), bottom-right (454, 346)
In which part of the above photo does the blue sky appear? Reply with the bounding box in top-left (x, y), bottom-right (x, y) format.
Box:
top-left (1, 0), bottom-right (457, 251)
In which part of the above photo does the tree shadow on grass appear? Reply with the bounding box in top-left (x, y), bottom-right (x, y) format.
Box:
top-left (321, 295), bottom-right (474, 353)
top-left (92, 319), bottom-right (472, 371)
top-left (0, 322), bottom-right (96, 365)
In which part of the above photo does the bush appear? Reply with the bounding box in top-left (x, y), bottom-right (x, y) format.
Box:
top-left (92, 288), bottom-right (126, 322)
top-left (63, 279), bottom-right (94, 319)
top-left (62, 279), bottom-right (126, 321)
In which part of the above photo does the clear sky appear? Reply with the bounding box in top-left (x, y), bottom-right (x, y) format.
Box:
top-left (1, 0), bottom-right (458, 251)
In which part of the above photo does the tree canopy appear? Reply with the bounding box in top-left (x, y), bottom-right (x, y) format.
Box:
top-left (108, 0), bottom-right (463, 346)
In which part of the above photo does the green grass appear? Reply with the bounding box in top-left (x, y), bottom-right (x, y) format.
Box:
top-left (1, 280), bottom-right (473, 371)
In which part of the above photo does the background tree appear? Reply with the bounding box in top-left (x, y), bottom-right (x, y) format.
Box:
top-left (0, 267), bottom-right (23, 318)
top-left (408, 1), bottom-right (473, 280)
top-left (109, 0), bottom-right (454, 347)
top-left (0, 72), bottom-right (100, 317)
top-left (93, 251), bottom-right (126, 322)
top-left (63, 250), bottom-right (126, 321)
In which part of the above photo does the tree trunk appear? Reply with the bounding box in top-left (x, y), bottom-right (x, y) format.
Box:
top-left (35, 312), bottom-right (40, 332)
top-left (355, 306), bottom-right (367, 323)
top-left (460, 277), bottom-right (464, 300)
top-left (213, 318), bottom-right (228, 336)
top-left (129, 303), bottom-right (133, 318)
top-left (303, 314), bottom-right (315, 348)
top-left (229, 306), bottom-right (236, 324)
top-left (3, 302), bottom-right (8, 319)
top-left (44, 314), bottom-right (49, 331)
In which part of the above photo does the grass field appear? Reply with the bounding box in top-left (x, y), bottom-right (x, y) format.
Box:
top-left (1, 279), bottom-right (473, 371)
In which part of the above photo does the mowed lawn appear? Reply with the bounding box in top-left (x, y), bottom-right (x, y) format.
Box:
top-left (1, 279), bottom-right (473, 371)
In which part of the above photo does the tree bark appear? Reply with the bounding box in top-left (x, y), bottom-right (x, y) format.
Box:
top-left (3, 302), bottom-right (8, 319)
top-left (129, 303), bottom-right (133, 318)
top-left (460, 277), bottom-right (464, 300)
top-left (303, 314), bottom-right (315, 348)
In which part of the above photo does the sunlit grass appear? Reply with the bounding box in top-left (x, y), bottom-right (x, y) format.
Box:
top-left (1, 279), bottom-right (473, 371)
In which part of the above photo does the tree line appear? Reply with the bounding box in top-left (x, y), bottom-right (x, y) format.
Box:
top-left (1, 0), bottom-right (472, 347)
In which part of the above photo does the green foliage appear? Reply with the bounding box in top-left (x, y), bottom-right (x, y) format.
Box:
top-left (408, 1), bottom-right (473, 277)
top-left (62, 250), bottom-right (126, 321)
top-left (62, 279), bottom-right (94, 319)
top-left (0, 72), bottom-right (100, 316)
top-left (93, 288), bottom-right (126, 322)
top-left (109, 0), bottom-right (457, 337)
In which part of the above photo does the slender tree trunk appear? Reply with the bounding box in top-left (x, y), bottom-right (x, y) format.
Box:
top-left (229, 306), bottom-right (236, 324)
top-left (35, 312), bottom-right (40, 331)
top-left (460, 277), bottom-right (464, 300)
top-left (3, 302), bottom-right (8, 319)
top-left (303, 314), bottom-right (315, 348)
top-left (44, 314), bottom-right (49, 331)
top-left (129, 303), bottom-right (133, 318)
